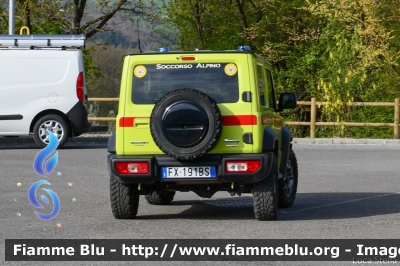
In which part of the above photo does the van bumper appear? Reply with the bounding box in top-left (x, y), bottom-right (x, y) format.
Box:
top-left (66, 102), bottom-right (91, 135)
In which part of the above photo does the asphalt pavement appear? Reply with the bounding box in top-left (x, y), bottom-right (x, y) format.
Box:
top-left (1, 140), bottom-right (400, 266)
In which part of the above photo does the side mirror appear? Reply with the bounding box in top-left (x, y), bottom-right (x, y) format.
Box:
top-left (278, 93), bottom-right (297, 111)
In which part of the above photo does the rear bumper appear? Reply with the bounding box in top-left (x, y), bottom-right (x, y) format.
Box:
top-left (66, 102), bottom-right (91, 135)
top-left (108, 153), bottom-right (274, 185)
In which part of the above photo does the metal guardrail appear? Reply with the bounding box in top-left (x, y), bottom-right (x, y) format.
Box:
top-left (87, 97), bottom-right (400, 139)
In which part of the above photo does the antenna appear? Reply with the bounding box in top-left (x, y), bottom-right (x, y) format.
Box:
top-left (137, 20), bottom-right (142, 53)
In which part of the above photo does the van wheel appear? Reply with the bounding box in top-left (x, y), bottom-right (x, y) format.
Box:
top-left (33, 115), bottom-right (70, 148)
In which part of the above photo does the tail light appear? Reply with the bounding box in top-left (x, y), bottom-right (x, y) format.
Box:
top-left (115, 162), bottom-right (149, 174)
top-left (226, 160), bottom-right (260, 173)
top-left (76, 72), bottom-right (84, 103)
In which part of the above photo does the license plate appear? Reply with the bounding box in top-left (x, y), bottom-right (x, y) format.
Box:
top-left (161, 166), bottom-right (216, 178)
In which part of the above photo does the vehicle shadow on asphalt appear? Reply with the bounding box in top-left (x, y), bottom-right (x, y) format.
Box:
top-left (0, 143), bottom-right (107, 150)
top-left (0, 136), bottom-right (108, 150)
top-left (279, 192), bottom-right (400, 220)
top-left (138, 192), bottom-right (400, 220)
top-left (139, 197), bottom-right (255, 220)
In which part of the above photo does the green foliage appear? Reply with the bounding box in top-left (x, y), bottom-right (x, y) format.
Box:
top-left (85, 44), bottom-right (133, 119)
top-left (83, 46), bottom-right (102, 92)
top-left (162, 0), bottom-right (245, 50)
top-left (161, 0), bottom-right (400, 138)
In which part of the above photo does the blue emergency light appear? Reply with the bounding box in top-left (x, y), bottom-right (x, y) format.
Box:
top-left (158, 47), bottom-right (170, 52)
top-left (238, 46), bottom-right (251, 51)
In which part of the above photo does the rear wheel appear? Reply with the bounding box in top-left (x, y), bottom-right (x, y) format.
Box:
top-left (278, 150), bottom-right (298, 208)
top-left (252, 155), bottom-right (278, 221)
top-left (110, 177), bottom-right (139, 219)
top-left (33, 114), bottom-right (70, 148)
top-left (145, 191), bottom-right (175, 205)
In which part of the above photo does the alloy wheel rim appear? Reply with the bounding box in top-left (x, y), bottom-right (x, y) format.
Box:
top-left (38, 120), bottom-right (64, 144)
top-left (283, 160), bottom-right (294, 197)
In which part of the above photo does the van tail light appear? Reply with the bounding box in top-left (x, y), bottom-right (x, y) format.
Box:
top-left (76, 72), bottom-right (84, 103)
top-left (115, 162), bottom-right (149, 174)
top-left (226, 160), bottom-right (260, 173)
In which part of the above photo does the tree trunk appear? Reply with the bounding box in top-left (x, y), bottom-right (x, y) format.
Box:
top-left (72, 0), bottom-right (86, 34)
top-left (19, 0), bottom-right (32, 32)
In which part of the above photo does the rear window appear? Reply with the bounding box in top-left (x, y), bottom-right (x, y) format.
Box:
top-left (132, 63), bottom-right (239, 104)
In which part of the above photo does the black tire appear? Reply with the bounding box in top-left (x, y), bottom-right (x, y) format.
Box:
top-left (145, 191), bottom-right (176, 205)
top-left (252, 155), bottom-right (278, 221)
top-left (32, 114), bottom-right (70, 148)
top-left (110, 176), bottom-right (139, 219)
top-left (278, 150), bottom-right (298, 208)
top-left (150, 88), bottom-right (222, 160)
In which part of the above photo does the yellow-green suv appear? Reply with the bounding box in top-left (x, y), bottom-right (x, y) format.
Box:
top-left (107, 46), bottom-right (298, 221)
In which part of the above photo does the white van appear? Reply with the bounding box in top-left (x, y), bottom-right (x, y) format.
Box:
top-left (0, 35), bottom-right (91, 148)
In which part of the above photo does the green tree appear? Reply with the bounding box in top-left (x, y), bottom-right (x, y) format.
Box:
top-left (162, 0), bottom-right (400, 138)
top-left (307, 0), bottom-right (400, 137)
top-left (161, 0), bottom-right (241, 50)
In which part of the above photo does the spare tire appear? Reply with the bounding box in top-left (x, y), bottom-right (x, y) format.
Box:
top-left (150, 88), bottom-right (222, 160)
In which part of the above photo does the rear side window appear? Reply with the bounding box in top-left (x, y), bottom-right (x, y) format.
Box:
top-left (265, 68), bottom-right (276, 109)
top-left (132, 63), bottom-right (239, 104)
